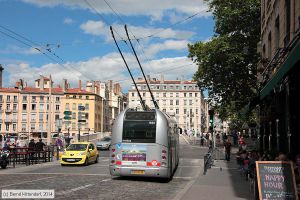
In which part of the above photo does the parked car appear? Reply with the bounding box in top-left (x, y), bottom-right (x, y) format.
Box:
top-left (60, 142), bottom-right (99, 166)
top-left (96, 137), bottom-right (111, 150)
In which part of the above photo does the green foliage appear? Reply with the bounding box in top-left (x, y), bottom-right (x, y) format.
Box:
top-left (188, 0), bottom-right (260, 126)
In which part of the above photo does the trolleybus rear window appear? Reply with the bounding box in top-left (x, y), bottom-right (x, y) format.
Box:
top-left (123, 121), bottom-right (156, 143)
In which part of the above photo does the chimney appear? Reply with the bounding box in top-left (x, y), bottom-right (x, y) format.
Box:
top-left (40, 75), bottom-right (44, 91)
top-left (62, 79), bottom-right (68, 92)
top-left (160, 74), bottom-right (164, 84)
top-left (146, 75), bottom-right (150, 82)
top-left (78, 80), bottom-right (82, 91)
top-left (0, 64), bottom-right (4, 88)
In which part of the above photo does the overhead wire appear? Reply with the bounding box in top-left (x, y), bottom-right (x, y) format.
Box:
top-left (0, 25), bottom-right (92, 81)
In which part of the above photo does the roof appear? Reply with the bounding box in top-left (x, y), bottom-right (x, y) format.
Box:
top-left (21, 87), bottom-right (64, 94)
top-left (65, 88), bottom-right (95, 95)
top-left (0, 88), bottom-right (20, 93)
top-left (136, 80), bottom-right (196, 84)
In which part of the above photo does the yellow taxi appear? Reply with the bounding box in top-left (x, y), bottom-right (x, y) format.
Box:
top-left (60, 142), bottom-right (99, 166)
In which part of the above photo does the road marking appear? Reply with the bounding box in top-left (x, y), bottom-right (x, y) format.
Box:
top-left (1, 172), bottom-right (111, 177)
top-left (56, 184), bottom-right (94, 196)
top-left (0, 176), bottom-right (57, 188)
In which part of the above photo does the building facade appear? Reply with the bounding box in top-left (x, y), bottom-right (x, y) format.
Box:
top-left (257, 0), bottom-right (300, 155)
top-left (128, 75), bottom-right (209, 133)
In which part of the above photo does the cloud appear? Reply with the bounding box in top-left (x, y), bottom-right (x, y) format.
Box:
top-left (80, 20), bottom-right (196, 42)
top-left (5, 53), bottom-right (196, 91)
top-left (5, 52), bottom-right (137, 89)
top-left (0, 45), bottom-right (40, 55)
top-left (144, 40), bottom-right (189, 57)
top-left (21, 0), bottom-right (211, 20)
top-left (63, 17), bottom-right (75, 25)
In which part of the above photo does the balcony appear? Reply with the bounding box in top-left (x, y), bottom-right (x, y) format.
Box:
top-left (12, 109), bottom-right (17, 113)
top-left (5, 109), bottom-right (12, 113)
top-left (4, 119), bottom-right (12, 123)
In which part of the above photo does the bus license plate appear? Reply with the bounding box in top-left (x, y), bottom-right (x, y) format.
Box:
top-left (131, 170), bottom-right (145, 175)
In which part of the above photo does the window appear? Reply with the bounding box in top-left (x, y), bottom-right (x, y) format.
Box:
top-left (56, 97), bottom-right (60, 102)
top-left (66, 103), bottom-right (70, 110)
top-left (131, 92), bottom-right (135, 97)
top-left (196, 109), bottom-right (198, 114)
top-left (195, 93), bottom-right (198, 97)
top-left (22, 104), bottom-right (27, 111)
top-left (13, 104), bottom-right (17, 111)
top-left (40, 96), bottom-right (44, 101)
top-left (86, 96), bottom-right (89, 99)
top-left (0, 95), bottom-right (2, 101)
top-left (0, 124), bottom-right (1, 131)
top-left (176, 93), bottom-right (179, 97)
top-left (163, 93), bottom-right (166, 97)
top-left (22, 124), bottom-right (26, 131)
top-left (176, 86), bottom-right (179, 90)
top-left (6, 104), bottom-right (10, 110)
top-left (183, 86), bottom-right (187, 90)
top-left (184, 100), bottom-right (187, 105)
top-left (32, 96), bottom-right (36, 102)
top-left (163, 86), bottom-right (167, 90)
top-left (55, 114), bottom-right (59, 120)
top-left (163, 100), bottom-right (166, 106)
top-left (85, 104), bottom-right (89, 110)
top-left (170, 93), bottom-right (173, 97)
top-left (31, 104), bottom-right (36, 111)
top-left (72, 122), bottom-right (76, 129)
top-left (176, 100), bottom-right (179, 105)
top-left (6, 124), bottom-right (9, 131)
top-left (0, 104), bottom-right (2, 110)
top-left (56, 105), bottom-right (60, 111)
top-left (23, 96), bottom-right (27, 101)
top-left (79, 95), bottom-right (82, 99)
top-left (13, 96), bottom-right (17, 102)
top-left (72, 112), bottom-right (76, 119)
top-left (73, 95), bottom-right (76, 99)
top-left (6, 95), bottom-right (10, 102)
top-left (31, 113), bottom-right (36, 121)
top-left (13, 124), bottom-right (16, 131)
top-left (72, 103), bottom-right (76, 110)
top-left (189, 86), bottom-right (193, 90)
top-left (170, 100), bottom-right (173, 105)
top-left (156, 86), bottom-right (160, 90)
top-left (31, 123), bottom-right (35, 130)
top-left (22, 114), bottom-right (27, 121)
top-left (39, 113), bottom-right (43, 121)
top-left (189, 93), bottom-right (192, 97)
top-left (47, 104), bottom-right (49, 110)
top-left (39, 104), bottom-right (44, 110)
top-left (184, 109), bottom-right (187, 114)
top-left (39, 124), bottom-right (43, 131)
top-left (189, 100), bottom-right (193, 105)
top-left (170, 86), bottom-right (174, 90)
top-left (176, 109), bottom-right (179, 114)
top-left (184, 93), bottom-right (187, 97)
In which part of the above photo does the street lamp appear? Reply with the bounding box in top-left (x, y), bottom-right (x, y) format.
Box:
top-left (87, 128), bottom-right (90, 142)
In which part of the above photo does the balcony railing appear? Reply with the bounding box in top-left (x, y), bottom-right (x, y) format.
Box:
top-left (5, 109), bottom-right (12, 113)
top-left (4, 119), bottom-right (12, 123)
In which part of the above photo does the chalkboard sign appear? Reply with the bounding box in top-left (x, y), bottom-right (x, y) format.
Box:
top-left (256, 161), bottom-right (298, 200)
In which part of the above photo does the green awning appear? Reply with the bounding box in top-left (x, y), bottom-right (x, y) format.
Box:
top-left (260, 39), bottom-right (300, 100)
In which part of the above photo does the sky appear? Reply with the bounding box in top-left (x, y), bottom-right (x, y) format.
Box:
top-left (0, 0), bottom-right (214, 92)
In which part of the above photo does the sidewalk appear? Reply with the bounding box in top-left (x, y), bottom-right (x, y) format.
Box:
top-left (175, 147), bottom-right (252, 200)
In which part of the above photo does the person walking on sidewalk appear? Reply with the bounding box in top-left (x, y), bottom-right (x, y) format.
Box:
top-left (224, 139), bottom-right (232, 161)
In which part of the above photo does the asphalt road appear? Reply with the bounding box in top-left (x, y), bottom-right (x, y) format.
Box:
top-left (0, 135), bottom-right (208, 200)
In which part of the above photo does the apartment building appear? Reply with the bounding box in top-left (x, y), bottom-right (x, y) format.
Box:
top-left (61, 80), bottom-right (103, 137)
top-left (257, 0), bottom-right (300, 154)
top-left (128, 75), bottom-right (209, 133)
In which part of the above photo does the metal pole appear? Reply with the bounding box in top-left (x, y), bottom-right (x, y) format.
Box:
top-left (268, 121), bottom-right (272, 152)
top-left (87, 128), bottom-right (90, 142)
top-left (78, 125), bottom-right (80, 142)
top-left (276, 119), bottom-right (280, 152)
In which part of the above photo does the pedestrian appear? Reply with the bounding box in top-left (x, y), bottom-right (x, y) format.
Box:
top-left (224, 139), bottom-right (232, 161)
top-left (35, 139), bottom-right (46, 151)
top-left (28, 139), bottom-right (35, 149)
top-left (200, 133), bottom-right (204, 146)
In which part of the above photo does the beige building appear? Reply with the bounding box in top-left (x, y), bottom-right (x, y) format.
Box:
top-left (128, 75), bottom-right (209, 133)
top-left (61, 80), bottom-right (103, 138)
top-left (257, 0), bottom-right (300, 154)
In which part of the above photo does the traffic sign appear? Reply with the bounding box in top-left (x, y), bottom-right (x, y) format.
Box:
top-left (63, 111), bottom-right (72, 115)
top-left (78, 105), bottom-right (85, 111)
top-left (64, 116), bottom-right (72, 120)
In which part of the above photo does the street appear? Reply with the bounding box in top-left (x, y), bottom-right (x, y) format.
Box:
top-left (0, 136), bottom-right (208, 200)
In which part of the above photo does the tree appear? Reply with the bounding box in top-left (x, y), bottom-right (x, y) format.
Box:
top-left (188, 0), bottom-right (260, 123)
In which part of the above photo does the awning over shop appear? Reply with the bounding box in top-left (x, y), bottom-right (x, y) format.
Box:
top-left (260, 39), bottom-right (300, 100)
